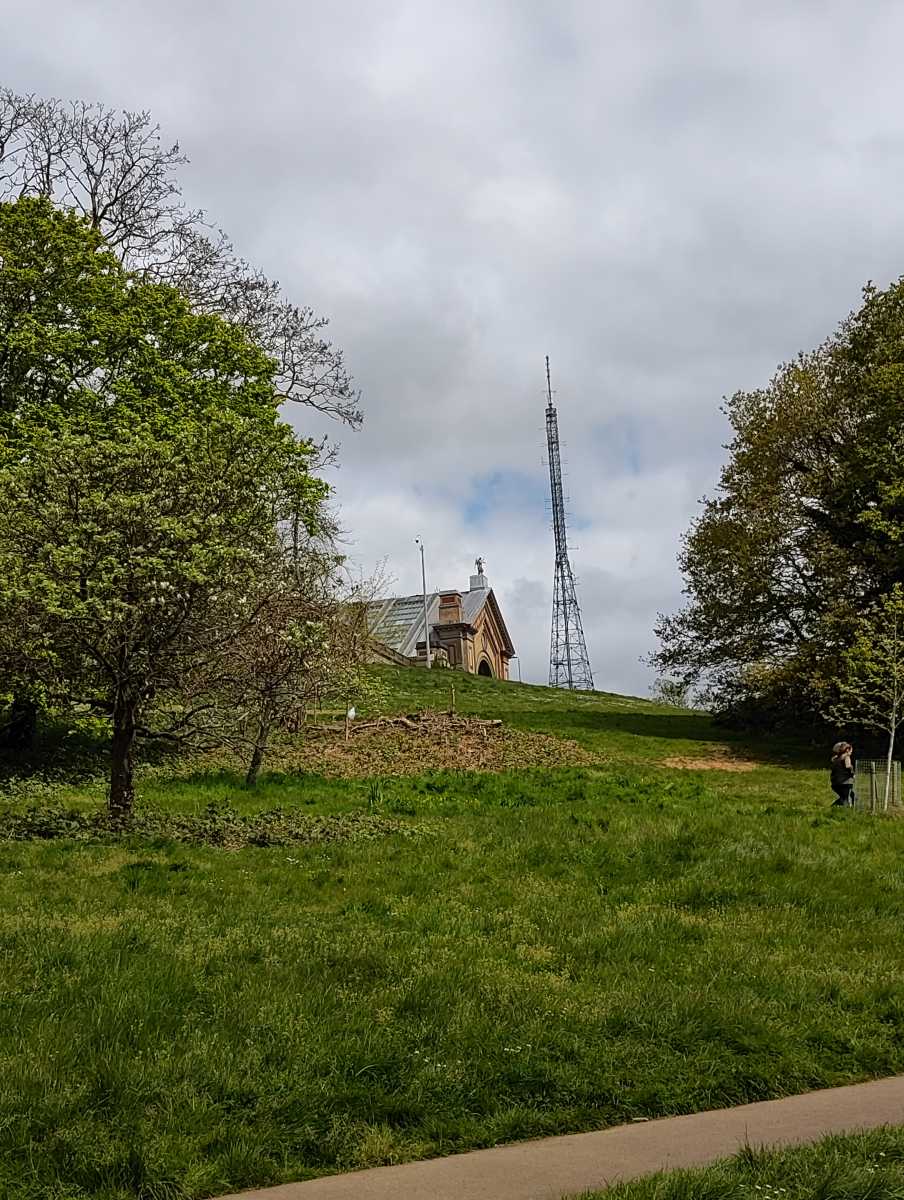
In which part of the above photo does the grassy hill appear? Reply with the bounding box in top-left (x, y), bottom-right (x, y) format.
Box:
top-left (2, 668), bottom-right (903, 1200)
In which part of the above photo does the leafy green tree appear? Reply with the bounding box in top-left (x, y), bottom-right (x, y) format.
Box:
top-left (0, 84), bottom-right (364, 742)
top-left (0, 198), bottom-right (131, 746)
top-left (823, 585), bottom-right (904, 809)
top-left (805, 283), bottom-right (904, 590)
top-left (654, 278), bottom-right (904, 726)
top-left (0, 198), bottom-right (326, 812)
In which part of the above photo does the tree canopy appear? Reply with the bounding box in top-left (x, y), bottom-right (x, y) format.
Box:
top-left (653, 278), bottom-right (904, 729)
top-left (0, 197), bottom-right (327, 811)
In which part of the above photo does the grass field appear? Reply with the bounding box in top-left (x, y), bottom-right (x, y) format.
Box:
top-left (3, 668), bottom-right (904, 1199)
top-left (580, 1127), bottom-right (904, 1198)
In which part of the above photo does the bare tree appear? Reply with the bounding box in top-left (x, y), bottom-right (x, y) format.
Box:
top-left (649, 676), bottom-right (697, 709)
top-left (216, 542), bottom-right (387, 786)
top-left (0, 87), bottom-right (362, 426)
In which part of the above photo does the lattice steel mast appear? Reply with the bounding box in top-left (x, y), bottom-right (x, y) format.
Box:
top-left (545, 357), bottom-right (594, 690)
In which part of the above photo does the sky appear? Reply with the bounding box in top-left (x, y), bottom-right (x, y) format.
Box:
top-left (5, 1), bottom-right (904, 692)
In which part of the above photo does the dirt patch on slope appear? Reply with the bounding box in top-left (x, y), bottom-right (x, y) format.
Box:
top-left (662, 752), bottom-right (759, 773)
top-left (273, 711), bottom-right (600, 779)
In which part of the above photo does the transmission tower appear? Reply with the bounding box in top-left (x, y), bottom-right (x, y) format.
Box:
top-left (545, 357), bottom-right (594, 691)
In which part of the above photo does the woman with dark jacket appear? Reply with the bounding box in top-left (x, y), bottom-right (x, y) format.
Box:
top-left (830, 742), bottom-right (856, 807)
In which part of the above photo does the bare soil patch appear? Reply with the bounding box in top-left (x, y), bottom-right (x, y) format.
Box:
top-left (272, 711), bottom-right (600, 778)
top-left (663, 752), bottom-right (759, 773)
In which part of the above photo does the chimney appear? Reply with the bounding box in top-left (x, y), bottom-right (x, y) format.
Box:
top-left (438, 591), bottom-right (463, 624)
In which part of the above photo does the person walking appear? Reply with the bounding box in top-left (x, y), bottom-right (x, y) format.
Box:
top-left (830, 741), bottom-right (856, 807)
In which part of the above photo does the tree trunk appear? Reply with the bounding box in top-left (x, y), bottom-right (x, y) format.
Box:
top-left (885, 721), bottom-right (896, 811)
top-left (109, 692), bottom-right (138, 816)
top-left (1, 693), bottom-right (38, 751)
top-left (245, 718), bottom-right (271, 788)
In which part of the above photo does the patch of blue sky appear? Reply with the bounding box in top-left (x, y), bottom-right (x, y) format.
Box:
top-left (462, 469), bottom-right (547, 527)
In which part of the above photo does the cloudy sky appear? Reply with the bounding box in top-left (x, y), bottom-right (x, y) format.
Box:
top-left (6, 1), bottom-right (904, 691)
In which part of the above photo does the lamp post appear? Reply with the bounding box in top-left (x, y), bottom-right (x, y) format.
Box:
top-left (415, 538), bottom-right (432, 669)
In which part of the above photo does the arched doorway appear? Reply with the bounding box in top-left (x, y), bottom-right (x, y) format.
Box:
top-left (477, 658), bottom-right (493, 677)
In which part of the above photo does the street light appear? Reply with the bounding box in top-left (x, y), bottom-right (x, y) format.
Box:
top-left (414, 538), bottom-right (432, 669)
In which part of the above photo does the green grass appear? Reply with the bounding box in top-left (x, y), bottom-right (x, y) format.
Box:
top-left (578, 1127), bottom-right (904, 1198)
top-left (374, 666), bottom-right (788, 760)
top-left (1, 669), bottom-right (902, 1199)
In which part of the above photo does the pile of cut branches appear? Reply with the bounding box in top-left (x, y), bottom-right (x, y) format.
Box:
top-left (271, 709), bottom-right (600, 778)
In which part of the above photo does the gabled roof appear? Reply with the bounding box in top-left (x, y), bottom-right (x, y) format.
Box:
top-left (478, 588), bottom-right (516, 657)
top-left (366, 592), bottom-right (442, 658)
top-left (367, 584), bottom-right (514, 658)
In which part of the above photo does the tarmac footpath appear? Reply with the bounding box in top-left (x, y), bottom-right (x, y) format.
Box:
top-left (216, 1074), bottom-right (904, 1200)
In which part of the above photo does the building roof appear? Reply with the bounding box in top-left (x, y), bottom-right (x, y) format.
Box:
top-left (367, 579), bottom-right (514, 659)
top-left (367, 592), bottom-right (444, 658)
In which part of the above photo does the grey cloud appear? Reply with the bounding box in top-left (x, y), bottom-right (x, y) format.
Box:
top-left (5, 0), bottom-right (904, 692)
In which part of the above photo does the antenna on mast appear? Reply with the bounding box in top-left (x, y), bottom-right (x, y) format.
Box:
top-left (544, 357), bottom-right (594, 691)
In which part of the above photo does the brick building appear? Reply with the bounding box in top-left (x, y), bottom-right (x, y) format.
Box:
top-left (367, 560), bottom-right (515, 679)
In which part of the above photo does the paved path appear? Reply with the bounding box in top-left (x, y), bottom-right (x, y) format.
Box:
top-left (216, 1075), bottom-right (904, 1200)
